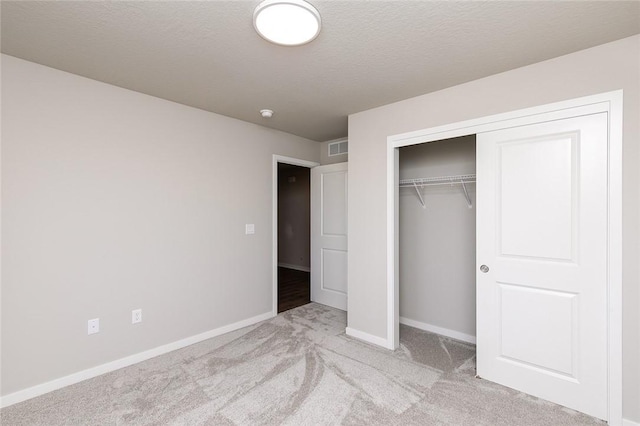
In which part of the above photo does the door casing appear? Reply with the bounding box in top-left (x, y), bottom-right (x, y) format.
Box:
top-left (385, 91), bottom-right (623, 424)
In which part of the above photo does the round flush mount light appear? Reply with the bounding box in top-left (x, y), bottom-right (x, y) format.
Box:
top-left (253, 0), bottom-right (321, 46)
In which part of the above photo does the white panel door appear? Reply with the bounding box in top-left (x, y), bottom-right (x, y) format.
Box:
top-left (311, 162), bottom-right (348, 310)
top-left (476, 113), bottom-right (608, 420)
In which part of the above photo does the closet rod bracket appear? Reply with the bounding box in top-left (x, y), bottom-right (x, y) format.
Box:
top-left (461, 181), bottom-right (473, 208)
top-left (412, 182), bottom-right (426, 208)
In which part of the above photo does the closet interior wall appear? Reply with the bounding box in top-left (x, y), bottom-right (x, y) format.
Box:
top-left (399, 135), bottom-right (477, 340)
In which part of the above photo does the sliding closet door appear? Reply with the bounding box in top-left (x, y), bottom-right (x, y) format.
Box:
top-left (476, 113), bottom-right (608, 420)
top-left (311, 162), bottom-right (348, 310)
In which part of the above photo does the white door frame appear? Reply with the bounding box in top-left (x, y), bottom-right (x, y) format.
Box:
top-left (386, 91), bottom-right (623, 424)
top-left (272, 155), bottom-right (320, 317)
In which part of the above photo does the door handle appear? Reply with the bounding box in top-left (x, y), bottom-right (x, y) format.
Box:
top-left (480, 265), bottom-right (489, 273)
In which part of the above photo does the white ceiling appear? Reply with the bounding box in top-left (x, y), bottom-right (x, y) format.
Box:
top-left (2, 1), bottom-right (639, 142)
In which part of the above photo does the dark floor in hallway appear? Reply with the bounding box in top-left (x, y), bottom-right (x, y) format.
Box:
top-left (278, 267), bottom-right (310, 313)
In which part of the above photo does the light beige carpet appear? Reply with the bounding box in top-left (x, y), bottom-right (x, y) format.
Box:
top-left (1, 303), bottom-right (603, 425)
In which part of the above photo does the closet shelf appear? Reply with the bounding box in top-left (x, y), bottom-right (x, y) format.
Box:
top-left (399, 174), bottom-right (476, 187)
top-left (399, 174), bottom-right (476, 209)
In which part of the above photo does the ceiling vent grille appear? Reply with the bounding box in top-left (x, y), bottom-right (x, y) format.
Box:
top-left (328, 139), bottom-right (348, 156)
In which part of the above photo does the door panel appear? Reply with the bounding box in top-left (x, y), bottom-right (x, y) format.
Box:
top-left (498, 134), bottom-right (577, 260)
top-left (499, 283), bottom-right (577, 376)
top-left (311, 163), bottom-right (348, 310)
top-left (321, 172), bottom-right (348, 236)
top-left (321, 248), bottom-right (348, 293)
top-left (476, 113), bottom-right (607, 420)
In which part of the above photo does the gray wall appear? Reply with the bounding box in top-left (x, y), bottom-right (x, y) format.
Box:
top-left (399, 136), bottom-right (476, 337)
top-left (1, 55), bottom-right (320, 396)
top-left (347, 35), bottom-right (640, 421)
top-left (278, 164), bottom-right (310, 269)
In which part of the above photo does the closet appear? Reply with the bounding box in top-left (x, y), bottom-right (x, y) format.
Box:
top-left (390, 97), bottom-right (614, 421)
top-left (398, 135), bottom-right (477, 344)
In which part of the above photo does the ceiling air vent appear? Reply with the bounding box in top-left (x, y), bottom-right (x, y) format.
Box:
top-left (328, 139), bottom-right (348, 157)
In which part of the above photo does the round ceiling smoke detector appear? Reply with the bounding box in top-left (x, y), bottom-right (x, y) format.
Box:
top-left (260, 109), bottom-right (274, 118)
top-left (253, 0), bottom-right (321, 46)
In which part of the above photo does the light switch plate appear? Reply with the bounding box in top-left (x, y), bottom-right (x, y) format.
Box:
top-left (245, 224), bottom-right (255, 235)
top-left (88, 318), bottom-right (99, 335)
top-left (132, 309), bottom-right (142, 324)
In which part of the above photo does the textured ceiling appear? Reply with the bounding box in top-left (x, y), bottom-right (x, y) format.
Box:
top-left (2, 1), bottom-right (639, 141)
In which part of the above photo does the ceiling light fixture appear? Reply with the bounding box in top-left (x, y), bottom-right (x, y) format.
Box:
top-left (260, 109), bottom-right (274, 118)
top-left (253, 0), bottom-right (321, 46)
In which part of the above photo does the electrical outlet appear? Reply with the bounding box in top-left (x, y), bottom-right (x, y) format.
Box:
top-left (88, 318), bottom-right (99, 335)
top-left (245, 224), bottom-right (255, 235)
top-left (132, 309), bottom-right (142, 324)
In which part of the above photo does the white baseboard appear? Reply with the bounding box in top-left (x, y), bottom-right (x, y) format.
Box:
top-left (0, 311), bottom-right (275, 408)
top-left (623, 419), bottom-right (640, 426)
top-left (345, 327), bottom-right (394, 350)
top-left (399, 316), bottom-right (476, 344)
top-left (277, 262), bottom-right (310, 272)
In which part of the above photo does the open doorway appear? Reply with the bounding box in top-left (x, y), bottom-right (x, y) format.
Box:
top-left (277, 163), bottom-right (311, 313)
top-left (398, 135), bottom-right (476, 344)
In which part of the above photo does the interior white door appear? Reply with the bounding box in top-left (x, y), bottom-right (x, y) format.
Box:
top-left (476, 113), bottom-right (608, 420)
top-left (311, 162), bottom-right (348, 311)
